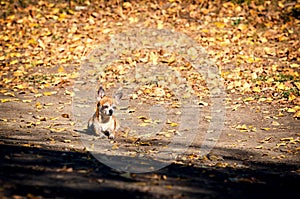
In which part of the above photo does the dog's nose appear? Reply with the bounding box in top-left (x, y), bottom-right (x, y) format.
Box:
top-left (109, 109), bottom-right (113, 115)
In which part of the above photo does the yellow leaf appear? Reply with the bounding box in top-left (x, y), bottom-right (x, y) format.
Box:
top-left (61, 114), bottom-right (70, 118)
top-left (165, 185), bottom-right (173, 189)
top-left (287, 108), bottom-right (296, 113)
top-left (50, 117), bottom-right (60, 120)
top-left (243, 97), bottom-right (254, 102)
top-left (237, 23), bottom-right (247, 31)
top-left (288, 93), bottom-right (296, 101)
top-left (13, 70), bottom-right (23, 77)
top-left (22, 99), bottom-right (32, 103)
top-left (36, 102), bottom-right (43, 109)
top-left (69, 72), bottom-right (79, 79)
top-left (255, 145), bottom-right (263, 149)
top-left (294, 82), bottom-right (300, 90)
top-left (276, 112), bottom-right (284, 117)
top-left (153, 87), bottom-right (165, 97)
top-left (252, 87), bottom-right (261, 92)
top-left (260, 136), bottom-right (272, 143)
top-left (260, 37), bottom-right (268, 43)
top-left (1, 98), bottom-right (18, 103)
top-left (112, 144), bottom-right (119, 150)
top-left (50, 128), bottom-right (66, 133)
top-left (264, 47), bottom-right (276, 56)
top-left (43, 91), bottom-right (58, 96)
top-left (235, 124), bottom-right (248, 132)
top-left (214, 22), bottom-right (225, 28)
top-left (10, 60), bottom-right (19, 65)
top-left (164, 133), bottom-right (171, 138)
top-left (250, 126), bottom-right (257, 132)
top-left (58, 66), bottom-right (65, 73)
top-left (271, 121), bottom-right (280, 126)
top-left (36, 60), bottom-right (44, 66)
top-left (293, 110), bottom-right (300, 118)
top-left (276, 142), bottom-right (286, 147)
top-left (138, 116), bottom-right (148, 120)
top-left (277, 83), bottom-right (286, 90)
top-left (157, 132), bottom-right (170, 138)
top-left (35, 93), bottom-right (43, 98)
top-left (280, 137), bottom-right (294, 141)
top-left (3, 92), bottom-right (15, 97)
top-left (52, 7), bottom-right (60, 14)
top-left (261, 127), bottom-right (270, 131)
top-left (65, 90), bottom-right (74, 96)
top-left (14, 84), bottom-right (27, 89)
top-left (59, 13), bottom-right (67, 20)
top-left (130, 94), bottom-right (138, 99)
top-left (170, 122), bottom-right (178, 127)
top-left (290, 63), bottom-right (299, 68)
top-left (157, 20), bottom-right (164, 29)
top-left (143, 119), bottom-right (152, 123)
top-left (38, 39), bottom-right (46, 49)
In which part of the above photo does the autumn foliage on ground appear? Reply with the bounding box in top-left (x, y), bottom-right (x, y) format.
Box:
top-left (0, 0), bottom-right (299, 116)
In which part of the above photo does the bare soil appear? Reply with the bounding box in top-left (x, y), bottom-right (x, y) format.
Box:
top-left (0, 84), bottom-right (299, 199)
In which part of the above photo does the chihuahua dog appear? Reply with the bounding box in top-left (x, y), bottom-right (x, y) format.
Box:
top-left (88, 86), bottom-right (122, 139)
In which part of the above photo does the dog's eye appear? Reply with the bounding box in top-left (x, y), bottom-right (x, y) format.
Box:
top-left (102, 105), bottom-right (108, 109)
top-left (112, 105), bottom-right (116, 109)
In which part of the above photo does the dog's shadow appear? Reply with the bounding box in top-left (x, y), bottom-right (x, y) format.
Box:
top-left (74, 128), bottom-right (93, 136)
top-left (74, 128), bottom-right (111, 141)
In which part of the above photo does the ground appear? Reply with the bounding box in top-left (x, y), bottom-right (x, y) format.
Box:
top-left (0, 0), bottom-right (300, 198)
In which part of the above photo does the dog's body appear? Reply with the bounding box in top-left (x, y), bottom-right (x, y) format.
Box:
top-left (88, 86), bottom-right (122, 139)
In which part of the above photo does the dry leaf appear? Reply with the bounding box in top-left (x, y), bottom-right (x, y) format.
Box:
top-left (294, 110), bottom-right (300, 118)
top-left (43, 91), bottom-right (58, 96)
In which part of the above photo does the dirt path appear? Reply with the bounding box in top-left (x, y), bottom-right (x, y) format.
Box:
top-left (0, 72), bottom-right (299, 198)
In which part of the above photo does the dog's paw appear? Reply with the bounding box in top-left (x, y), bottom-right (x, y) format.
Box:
top-left (108, 134), bottom-right (115, 139)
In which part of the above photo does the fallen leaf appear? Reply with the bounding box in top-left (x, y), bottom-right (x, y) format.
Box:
top-left (138, 116), bottom-right (148, 120)
top-left (1, 98), bottom-right (19, 103)
top-left (287, 108), bottom-right (296, 113)
top-left (43, 91), bottom-right (58, 96)
top-left (260, 136), bottom-right (272, 143)
top-left (294, 110), bottom-right (300, 118)
top-left (280, 137), bottom-right (294, 141)
top-left (271, 121), bottom-right (280, 126)
top-left (61, 113), bottom-right (70, 118)
top-left (22, 99), bottom-right (32, 103)
top-left (243, 97), bottom-right (255, 102)
top-left (276, 142), bottom-right (286, 147)
top-left (58, 66), bottom-right (65, 73)
top-left (36, 102), bottom-right (43, 109)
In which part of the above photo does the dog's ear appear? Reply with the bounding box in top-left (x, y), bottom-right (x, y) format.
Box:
top-left (114, 91), bottom-right (123, 103)
top-left (97, 86), bottom-right (105, 101)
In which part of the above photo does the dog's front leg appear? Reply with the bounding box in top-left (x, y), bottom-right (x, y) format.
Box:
top-left (108, 131), bottom-right (115, 139)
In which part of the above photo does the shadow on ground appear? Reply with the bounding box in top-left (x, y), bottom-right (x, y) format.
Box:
top-left (1, 137), bottom-right (299, 199)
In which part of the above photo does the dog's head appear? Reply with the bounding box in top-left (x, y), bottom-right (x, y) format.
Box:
top-left (96, 86), bottom-right (122, 117)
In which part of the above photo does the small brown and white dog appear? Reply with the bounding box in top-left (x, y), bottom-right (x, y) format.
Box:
top-left (88, 86), bottom-right (122, 139)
